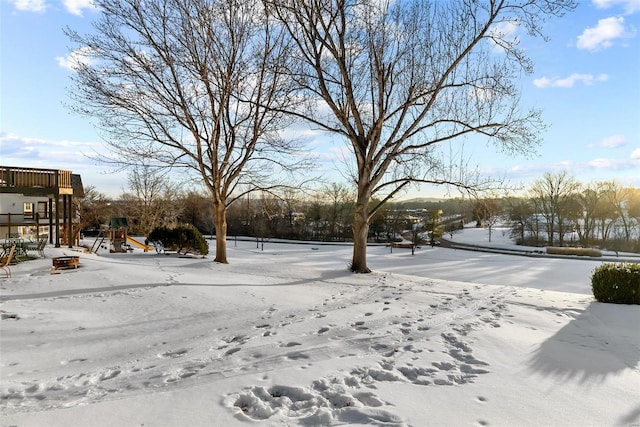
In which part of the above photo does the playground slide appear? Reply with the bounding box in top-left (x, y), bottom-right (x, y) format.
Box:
top-left (126, 236), bottom-right (154, 252)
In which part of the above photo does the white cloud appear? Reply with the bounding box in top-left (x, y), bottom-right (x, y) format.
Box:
top-left (587, 158), bottom-right (617, 169)
top-left (500, 155), bottom-right (640, 182)
top-left (0, 132), bottom-right (106, 169)
top-left (577, 17), bottom-right (633, 51)
top-left (533, 73), bottom-right (608, 88)
top-left (594, 135), bottom-right (628, 148)
top-left (55, 47), bottom-right (95, 71)
top-left (487, 20), bottom-right (521, 52)
top-left (593, 0), bottom-right (640, 14)
top-left (63, 0), bottom-right (97, 16)
top-left (490, 20), bottom-right (520, 39)
top-left (11, 0), bottom-right (47, 12)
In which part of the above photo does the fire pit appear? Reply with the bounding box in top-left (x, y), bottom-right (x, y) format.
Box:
top-left (52, 256), bottom-right (80, 270)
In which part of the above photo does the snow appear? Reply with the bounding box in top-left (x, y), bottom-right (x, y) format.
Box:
top-left (1, 228), bottom-right (639, 427)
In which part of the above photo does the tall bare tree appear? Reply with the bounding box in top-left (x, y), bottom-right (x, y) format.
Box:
top-left (323, 183), bottom-right (354, 241)
top-left (121, 166), bottom-right (178, 236)
top-left (269, 0), bottom-right (576, 272)
top-left (76, 186), bottom-right (113, 231)
top-left (529, 171), bottom-right (580, 246)
top-left (506, 197), bottom-right (533, 243)
top-left (66, 0), bottom-right (305, 263)
top-left (602, 181), bottom-right (636, 243)
top-left (572, 182), bottom-right (600, 246)
top-left (473, 197), bottom-right (501, 242)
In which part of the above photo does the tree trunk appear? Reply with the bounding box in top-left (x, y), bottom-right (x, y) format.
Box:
top-left (213, 199), bottom-right (228, 264)
top-left (351, 190), bottom-right (371, 273)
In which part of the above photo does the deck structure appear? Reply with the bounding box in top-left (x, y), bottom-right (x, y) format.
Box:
top-left (0, 166), bottom-right (84, 248)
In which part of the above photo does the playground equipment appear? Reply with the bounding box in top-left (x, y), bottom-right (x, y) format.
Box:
top-left (90, 218), bottom-right (132, 253)
top-left (89, 218), bottom-right (154, 254)
top-left (126, 235), bottom-right (154, 252)
top-left (109, 217), bottom-right (130, 252)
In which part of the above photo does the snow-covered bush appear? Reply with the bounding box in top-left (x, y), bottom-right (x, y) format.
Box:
top-left (591, 263), bottom-right (640, 305)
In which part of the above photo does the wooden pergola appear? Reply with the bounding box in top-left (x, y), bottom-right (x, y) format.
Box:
top-left (0, 166), bottom-right (84, 248)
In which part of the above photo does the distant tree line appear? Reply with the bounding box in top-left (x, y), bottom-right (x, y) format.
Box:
top-left (77, 170), bottom-right (469, 245)
top-left (471, 172), bottom-right (640, 252)
top-left (78, 169), bottom-right (638, 253)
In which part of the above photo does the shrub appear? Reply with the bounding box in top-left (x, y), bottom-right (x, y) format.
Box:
top-left (148, 225), bottom-right (209, 256)
top-left (591, 263), bottom-right (640, 305)
top-left (546, 247), bottom-right (602, 257)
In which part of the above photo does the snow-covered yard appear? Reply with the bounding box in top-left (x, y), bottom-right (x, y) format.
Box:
top-left (1, 230), bottom-right (638, 426)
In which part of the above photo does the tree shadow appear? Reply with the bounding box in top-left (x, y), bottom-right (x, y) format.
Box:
top-left (528, 302), bottom-right (640, 384)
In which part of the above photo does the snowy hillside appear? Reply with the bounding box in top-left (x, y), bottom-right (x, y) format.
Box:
top-left (1, 232), bottom-right (638, 426)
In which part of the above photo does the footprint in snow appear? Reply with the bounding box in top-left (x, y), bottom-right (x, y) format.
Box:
top-left (280, 341), bottom-right (302, 347)
top-left (100, 369), bottom-right (122, 381)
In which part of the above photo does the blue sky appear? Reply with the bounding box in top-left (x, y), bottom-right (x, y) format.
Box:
top-left (1, 0), bottom-right (639, 199)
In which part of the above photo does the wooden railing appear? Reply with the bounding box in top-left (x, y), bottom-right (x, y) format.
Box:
top-left (0, 166), bottom-right (72, 193)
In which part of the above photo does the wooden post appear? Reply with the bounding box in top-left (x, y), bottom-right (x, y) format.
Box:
top-left (55, 192), bottom-right (61, 248)
top-left (67, 195), bottom-right (73, 248)
top-left (48, 198), bottom-right (54, 244)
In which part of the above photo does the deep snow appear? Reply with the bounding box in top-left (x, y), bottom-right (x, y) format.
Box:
top-left (1, 226), bottom-right (639, 426)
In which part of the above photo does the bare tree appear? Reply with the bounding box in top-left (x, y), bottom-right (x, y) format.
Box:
top-left (473, 197), bottom-right (501, 242)
top-left (628, 188), bottom-right (640, 238)
top-left (121, 166), bottom-right (178, 236)
top-left (505, 197), bottom-right (533, 243)
top-left (66, 0), bottom-right (306, 263)
top-left (279, 188), bottom-right (303, 238)
top-left (76, 186), bottom-right (113, 232)
top-left (323, 183), bottom-right (354, 241)
top-left (529, 171), bottom-right (580, 246)
top-left (269, 0), bottom-right (576, 272)
top-left (572, 182), bottom-right (603, 246)
top-left (178, 191), bottom-right (213, 234)
top-left (602, 181), bottom-right (636, 243)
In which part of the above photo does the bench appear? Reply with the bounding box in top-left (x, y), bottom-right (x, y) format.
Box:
top-left (391, 242), bottom-right (414, 249)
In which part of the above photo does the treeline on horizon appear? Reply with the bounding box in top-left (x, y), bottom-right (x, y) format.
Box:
top-left (78, 171), bottom-right (639, 253)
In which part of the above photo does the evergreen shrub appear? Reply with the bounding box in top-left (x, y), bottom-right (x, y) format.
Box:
top-left (591, 263), bottom-right (640, 305)
top-left (148, 225), bottom-right (209, 256)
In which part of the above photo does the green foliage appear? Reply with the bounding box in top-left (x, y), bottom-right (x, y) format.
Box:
top-left (591, 263), bottom-right (640, 304)
top-left (148, 224), bottom-right (209, 256)
top-left (546, 247), bottom-right (602, 257)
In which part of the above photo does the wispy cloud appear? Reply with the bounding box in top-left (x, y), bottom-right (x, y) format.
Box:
top-left (592, 0), bottom-right (640, 15)
top-left (490, 153), bottom-right (640, 183)
top-left (0, 132), bottom-right (105, 167)
top-left (487, 20), bottom-right (521, 52)
top-left (63, 0), bottom-right (97, 16)
top-left (533, 73), bottom-right (608, 88)
top-left (589, 134), bottom-right (628, 148)
top-left (10, 0), bottom-right (47, 12)
top-left (55, 47), bottom-right (95, 71)
top-left (577, 17), bottom-right (635, 51)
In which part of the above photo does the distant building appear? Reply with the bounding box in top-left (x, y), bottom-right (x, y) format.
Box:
top-left (0, 166), bottom-right (84, 247)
